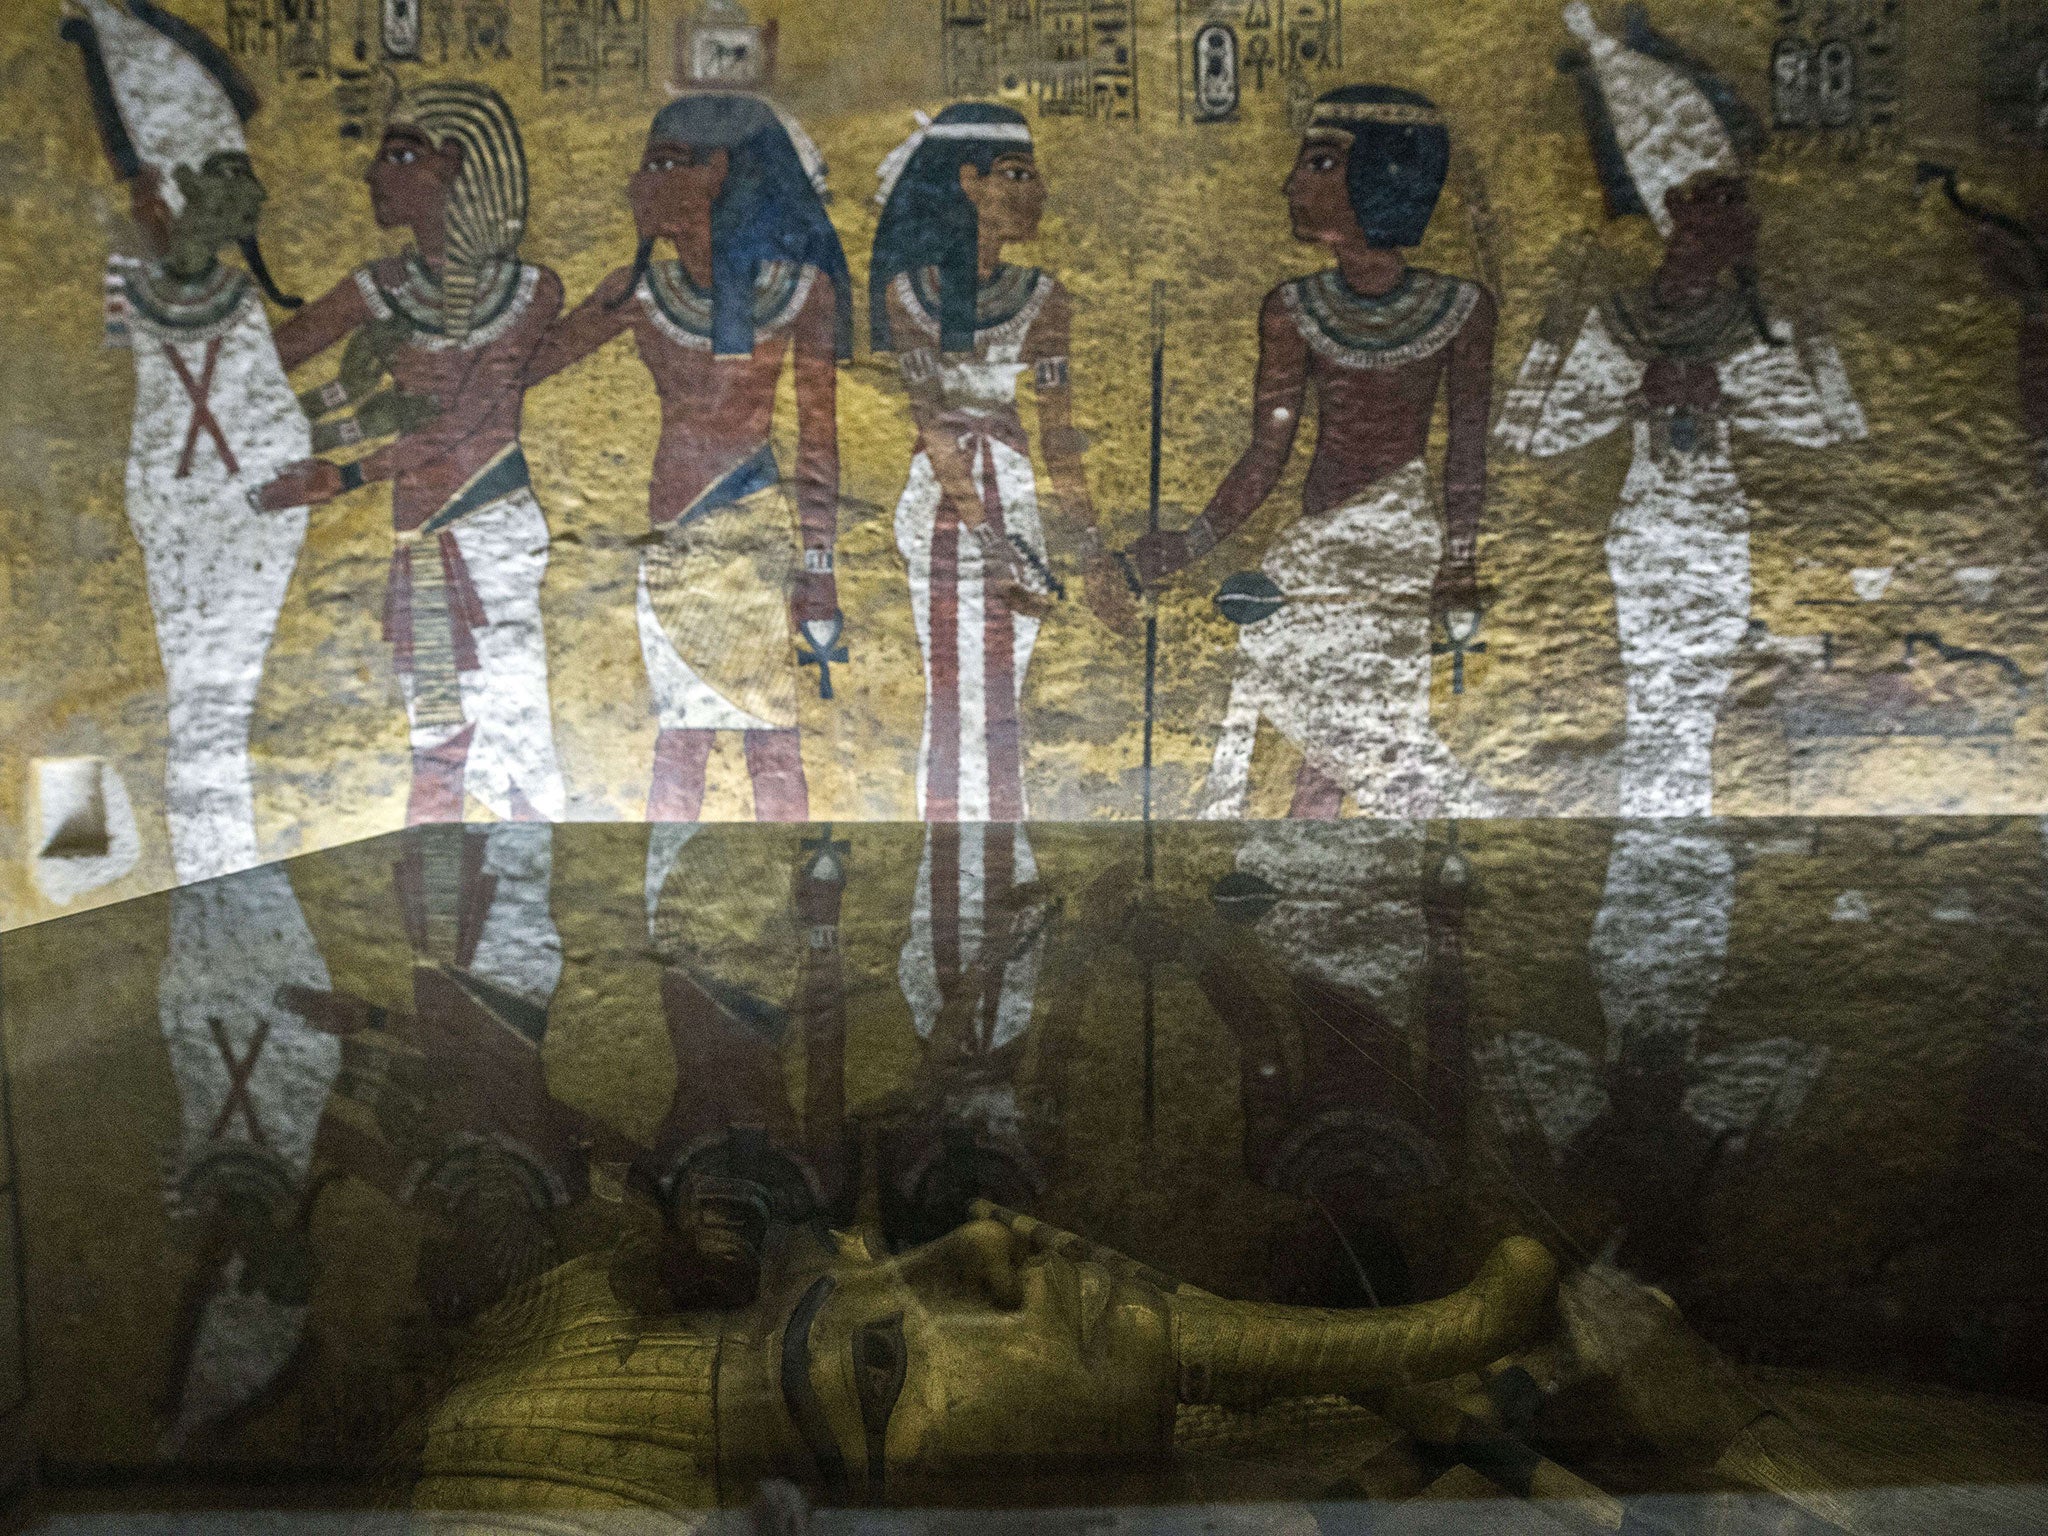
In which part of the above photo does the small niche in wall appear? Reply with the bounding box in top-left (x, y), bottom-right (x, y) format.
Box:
top-left (36, 758), bottom-right (110, 859)
top-left (29, 757), bottom-right (140, 905)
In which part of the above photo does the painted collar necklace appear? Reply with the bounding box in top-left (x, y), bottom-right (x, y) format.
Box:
top-left (119, 260), bottom-right (251, 335)
top-left (1284, 265), bottom-right (1478, 370)
top-left (379, 249), bottom-right (525, 338)
top-left (908, 262), bottom-right (1044, 335)
top-left (1604, 282), bottom-right (1754, 362)
top-left (642, 258), bottom-right (808, 343)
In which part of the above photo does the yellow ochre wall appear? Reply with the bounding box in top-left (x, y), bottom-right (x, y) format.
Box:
top-left (4, 0), bottom-right (2045, 926)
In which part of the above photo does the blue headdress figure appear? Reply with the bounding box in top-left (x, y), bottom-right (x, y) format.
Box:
top-left (643, 93), bottom-right (853, 361)
top-left (869, 103), bottom-right (1036, 354)
top-left (1302, 85), bottom-right (1451, 249)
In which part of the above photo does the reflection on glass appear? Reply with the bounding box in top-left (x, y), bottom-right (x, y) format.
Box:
top-left (2, 819), bottom-right (2045, 1527)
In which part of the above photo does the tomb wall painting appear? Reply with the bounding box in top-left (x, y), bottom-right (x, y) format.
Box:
top-left (6, 1), bottom-right (2048, 927)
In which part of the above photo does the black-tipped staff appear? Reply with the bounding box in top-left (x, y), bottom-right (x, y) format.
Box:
top-left (1115, 281), bottom-right (1168, 1136)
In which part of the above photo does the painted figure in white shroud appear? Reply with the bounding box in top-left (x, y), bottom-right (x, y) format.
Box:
top-left (62, 0), bottom-right (312, 883)
top-left (1495, 3), bottom-right (1868, 819)
top-left (1481, 820), bottom-right (1828, 1276)
top-left (1129, 86), bottom-right (1496, 819)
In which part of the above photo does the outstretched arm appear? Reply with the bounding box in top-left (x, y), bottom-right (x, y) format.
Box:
top-left (1025, 282), bottom-right (1133, 631)
top-left (1129, 287), bottom-right (1306, 585)
top-left (790, 268), bottom-right (841, 625)
top-left (259, 270), bottom-right (564, 509)
top-left (523, 266), bottom-right (638, 388)
top-left (272, 273), bottom-right (375, 371)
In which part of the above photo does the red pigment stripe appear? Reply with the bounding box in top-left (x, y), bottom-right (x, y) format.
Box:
top-left (165, 337), bottom-right (238, 478)
top-left (978, 440), bottom-right (1023, 821)
top-left (927, 512), bottom-right (961, 822)
top-left (931, 822), bottom-right (961, 996)
top-left (976, 825), bottom-right (1015, 1051)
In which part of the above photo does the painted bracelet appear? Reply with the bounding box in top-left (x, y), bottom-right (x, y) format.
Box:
top-left (803, 546), bottom-right (834, 574)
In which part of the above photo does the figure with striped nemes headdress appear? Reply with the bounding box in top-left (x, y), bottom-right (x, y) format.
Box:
top-left (1494, 3), bottom-right (1868, 819)
top-left (61, 0), bottom-right (313, 884)
top-left (258, 82), bottom-right (567, 828)
top-left (522, 93), bottom-right (852, 822)
top-left (1127, 85), bottom-right (1499, 819)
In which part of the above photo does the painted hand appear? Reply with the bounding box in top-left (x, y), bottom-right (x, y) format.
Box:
top-left (257, 458), bottom-right (346, 511)
top-left (1127, 526), bottom-right (1193, 587)
top-left (791, 570), bottom-right (839, 625)
top-left (972, 523), bottom-right (1054, 620)
top-left (1432, 558), bottom-right (1481, 619)
top-left (794, 838), bottom-right (848, 930)
top-left (1083, 546), bottom-right (1139, 635)
top-left (356, 388), bottom-right (440, 439)
top-left (341, 316), bottom-right (412, 397)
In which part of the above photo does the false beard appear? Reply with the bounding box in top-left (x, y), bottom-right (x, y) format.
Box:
top-left (607, 237), bottom-right (657, 312)
top-left (1732, 262), bottom-right (1780, 347)
top-left (239, 234), bottom-right (304, 310)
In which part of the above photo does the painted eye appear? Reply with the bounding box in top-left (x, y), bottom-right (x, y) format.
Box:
top-left (1311, 154), bottom-right (1337, 171)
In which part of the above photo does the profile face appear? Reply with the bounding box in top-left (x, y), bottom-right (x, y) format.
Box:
top-left (366, 127), bottom-right (456, 232)
top-left (1663, 174), bottom-right (1759, 275)
top-left (1285, 134), bottom-right (1355, 245)
top-left (176, 151), bottom-right (268, 246)
top-left (960, 152), bottom-right (1046, 248)
top-left (771, 1217), bottom-right (1175, 1504)
top-left (630, 138), bottom-right (731, 246)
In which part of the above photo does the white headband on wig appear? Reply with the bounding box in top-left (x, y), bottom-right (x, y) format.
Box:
top-left (874, 111), bottom-right (1033, 207)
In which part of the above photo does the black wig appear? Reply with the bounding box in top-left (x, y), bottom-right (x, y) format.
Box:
top-left (1312, 85), bottom-right (1451, 250)
top-left (869, 102), bottom-right (1034, 354)
top-left (642, 93), bottom-right (853, 360)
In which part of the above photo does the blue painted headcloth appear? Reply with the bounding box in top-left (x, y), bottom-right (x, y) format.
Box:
top-left (1306, 86), bottom-right (1450, 250)
top-left (647, 93), bottom-right (852, 360)
top-left (869, 102), bottom-right (1034, 354)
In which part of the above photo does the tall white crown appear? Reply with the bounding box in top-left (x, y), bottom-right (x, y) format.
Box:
top-left (1563, 1), bottom-right (1737, 236)
top-left (78, 0), bottom-right (247, 214)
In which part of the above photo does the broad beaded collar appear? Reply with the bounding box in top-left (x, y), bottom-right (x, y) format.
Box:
top-left (1283, 266), bottom-right (1479, 371)
top-left (369, 250), bottom-right (535, 350)
top-left (640, 258), bottom-right (815, 352)
top-left (116, 260), bottom-right (254, 341)
top-left (1602, 283), bottom-right (1755, 364)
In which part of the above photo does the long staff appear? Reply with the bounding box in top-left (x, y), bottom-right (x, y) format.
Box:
top-left (1141, 280), bottom-right (1165, 1134)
